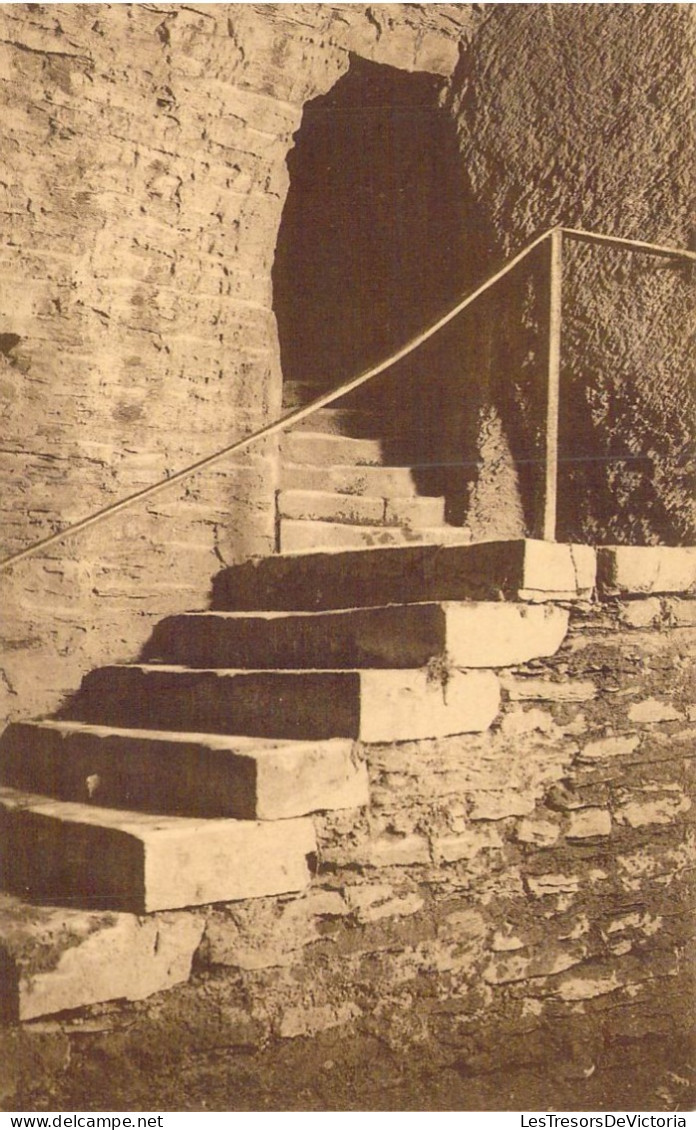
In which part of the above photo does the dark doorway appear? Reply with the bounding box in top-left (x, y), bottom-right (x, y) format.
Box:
top-left (272, 56), bottom-right (480, 402)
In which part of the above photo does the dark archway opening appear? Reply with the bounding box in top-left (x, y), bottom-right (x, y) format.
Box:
top-left (272, 56), bottom-right (536, 534)
top-left (272, 56), bottom-right (483, 405)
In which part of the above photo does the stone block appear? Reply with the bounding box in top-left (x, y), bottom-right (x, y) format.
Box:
top-left (468, 790), bottom-right (536, 820)
top-left (344, 883), bottom-right (395, 914)
top-left (0, 894), bottom-right (203, 1022)
top-left (281, 519), bottom-right (477, 553)
top-left (628, 698), bottom-right (683, 724)
top-left (70, 665), bottom-right (500, 742)
top-left (0, 786), bottom-right (316, 913)
top-left (614, 793), bottom-right (691, 828)
top-left (444, 603), bottom-right (569, 666)
top-left (502, 675), bottom-right (596, 703)
top-left (515, 818), bottom-right (560, 846)
top-left (666, 598), bottom-right (696, 627)
top-left (553, 971), bottom-right (621, 1002)
top-left (519, 541), bottom-right (596, 599)
top-left (617, 598), bottom-right (663, 629)
top-left (0, 721), bottom-right (368, 820)
top-left (567, 808), bottom-right (612, 839)
top-left (597, 546), bottom-right (696, 597)
top-left (359, 668), bottom-right (500, 742)
top-left (362, 834), bottom-right (431, 867)
top-left (144, 602), bottom-right (568, 670)
top-left (212, 540), bottom-right (596, 612)
top-left (580, 734), bottom-right (641, 761)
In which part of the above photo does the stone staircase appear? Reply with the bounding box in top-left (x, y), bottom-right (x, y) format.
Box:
top-left (277, 386), bottom-right (471, 552)
top-left (1, 534), bottom-right (694, 1023)
top-left (0, 379), bottom-right (692, 1023)
top-left (0, 540), bottom-right (588, 918)
top-left (0, 525), bottom-right (598, 1022)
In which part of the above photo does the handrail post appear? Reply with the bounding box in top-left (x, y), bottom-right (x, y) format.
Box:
top-left (542, 227), bottom-right (563, 542)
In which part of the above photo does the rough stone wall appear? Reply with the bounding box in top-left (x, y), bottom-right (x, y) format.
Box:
top-left (218, 597), bottom-right (695, 1063)
top-left (448, 4), bottom-right (694, 543)
top-left (0, 3), bottom-right (474, 724)
top-left (2, 592), bottom-right (694, 1109)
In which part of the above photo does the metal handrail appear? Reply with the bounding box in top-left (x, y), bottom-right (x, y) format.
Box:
top-left (1, 225), bottom-right (693, 571)
top-left (560, 227), bottom-right (696, 262)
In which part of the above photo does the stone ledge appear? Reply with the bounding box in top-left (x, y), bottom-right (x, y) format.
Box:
top-left (597, 546), bottom-right (696, 597)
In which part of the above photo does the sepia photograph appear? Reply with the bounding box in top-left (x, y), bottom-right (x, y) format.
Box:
top-left (0, 0), bottom-right (693, 1115)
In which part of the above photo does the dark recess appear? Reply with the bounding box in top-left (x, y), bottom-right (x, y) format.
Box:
top-left (272, 56), bottom-right (483, 400)
top-left (272, 55), bottom-right (503, 513)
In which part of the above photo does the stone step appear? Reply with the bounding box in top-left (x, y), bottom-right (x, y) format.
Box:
top-left (280, 430), bottom-right (387, 467)
top-left (0, 892), bottom-right (204, 1022)
top-left (277, 490), bottom-right (446, 529)
top-left (385, 495), bottom-right (447, 528)
top-left (144, 603), bottom-right (569, 670)
top-left (66, 665), bottom-right (501, 742)
top-left (212, 539), bottom-right (597, 612)
top-left (289, 408), bottom-right (386, 438)
top-left (279, 489), bottom-right (386, 527)
top-left (281, 461), bottom-right (421, 498)
top-left (0, 721), bottom-right (368, 820)
top-left (279, 519), bottom-right (474, 553)
top-left (279, 519), bottom-right (416, 553)
top-left (0, 786), bottom-right (316, 913)
top-left (282, 380), bottom-right (326, 409)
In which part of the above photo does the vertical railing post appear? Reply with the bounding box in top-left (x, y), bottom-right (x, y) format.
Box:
top-left (543, 227), bottom-right (563, 541)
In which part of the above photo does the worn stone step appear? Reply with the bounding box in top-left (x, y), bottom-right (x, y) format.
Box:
top-left (289, 408), bottom-right (387, 438)
top-left (278, 489), bottom-right (386, 526)
top-left (0, 721), bottom-right (368, 820)
top-left (145, 603), bottom-right (568, 670)
top-left (280, 430), bottom-right (387, 467)
top-left (66, 666), bottom-right (501, 742)
top-left (280, 519), bottom-right (473, 553)
top-left (0, 786), bottom-right (316, 913)
top-left (385, 495), bottom-right (446, 528)
top-left (281, 461), bottom-right (421, 497)
top-left (280, 519), bottom-right (416, 553)
top-left (0, 893), bottom-right (204, 1022)
top-left (282, 380), bottom-right (326, 409)
top-left (212, 539), bottom-right (597, 612)
top-left (277, 490), bottom-right (447, 530)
